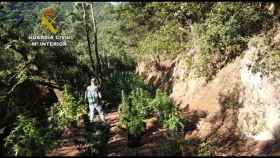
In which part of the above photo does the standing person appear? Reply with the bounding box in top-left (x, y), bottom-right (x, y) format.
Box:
top-left (85, 78), bottom-right (105, 122)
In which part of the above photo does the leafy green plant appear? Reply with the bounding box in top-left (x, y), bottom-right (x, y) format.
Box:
top-left (4, 114), bottom-right (53, 156)
top-left (120, 88), bottom-right (183, 134)
top-left (167, 132), bottom-right (189, 156)
top-left (249, 35), bottom-right (280, 80)
top-left (76, 101), bottom-right (88, 120)
top-left (127, 115), bottom-right (145, 136)
top-left (150, 89), bottom-right (173, 115)
top-left (203, 2), bottom-right (266, 53)
top-left (190, 2), bottom-right (268, 80)
top-left (196, 142), bottom-right (213, 156)
top-left (163, 112), bottom-right (184, 131)
top-left (48, 85), bottom-right (81, 130)
top-left (188, 50), bottom-right (211, 79)
top-left (119, 90), bottom-right (131, 128)
top-left (130, 88), bottom-right (152, 118)
top-left (83, 122), bottom-right (110, 155)
top-left (157, 130), bottom-right (199, 156)
top-left (196, 136), bottom-right (220, 156)
top-left (118, 88), bottom-right (150, 136)
top-left (150, 90), bottom-right (183, 130)
top-left (138, 20), bottom-right (188, 56)
top-left (102, 71), bottom-right (153, 105)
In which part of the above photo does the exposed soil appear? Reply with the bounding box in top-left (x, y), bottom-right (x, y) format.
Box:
top-left (47, 107), bottom-right (280, 156)
top-left (104, 111), bottom-right (174, 156)
top-left (47, 110), bottom-right (172, 156)
top-left (47, 127), bottom-right (87, 156)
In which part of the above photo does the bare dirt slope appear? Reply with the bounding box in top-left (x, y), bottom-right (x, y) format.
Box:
top-left (136, 55), bottom-right (280, 156)
top-left (47, 111), bottom-right (172, 156)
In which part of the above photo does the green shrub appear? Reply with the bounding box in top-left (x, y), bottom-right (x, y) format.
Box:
top-left (138, 21), bottom-right (189, 56)
top-left (190, 2), bottom-right (268, 79)
top-left (150, 89), bottom-right (173, 115)
top-left (150, 90), bottom-right (183, 130)
top-left (119, 88), bottom-right (183, 135)
top-left (248, 36), bottom-right (280, 79)
top-left (127, 114), bottom-right (145, 136)
top-left (130, 88), bottom-right (152, 118)
top-left (163, 112), bottom-right (184, 131)
top-left (203, 2), bottom-right (265, 53)
top-left (196, 142), bottom-right (213, 156)
top-left (102, 71), bottom-right (153, 105)
top-left (119, 88), bottom-right (184, 138)
top-left (48, 85), bottom-right (84, 130)
top-left (174, 2), bottom-right (214, 24)
top-left (163, 132), bottom-right (188, 156)
top-left (118, 90), bottom-right (131, 128)
top-left (4, 115), bottom-right (53, 156)
top-left (83, 122), bottom-right (110, 155)
top-left (189, 52), bottom-right (211, 79)
top-left (118, 88), bottom-right (150, 135)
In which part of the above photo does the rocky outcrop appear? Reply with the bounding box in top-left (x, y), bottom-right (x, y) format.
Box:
top-left (136, 54), bottom-right (243, 138)
top-left (238, 38), bottom-right (280, 142)
top-left (136, 24), bottom-right (280, 155)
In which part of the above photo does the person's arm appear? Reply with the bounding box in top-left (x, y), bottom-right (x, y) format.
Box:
top-left (84, 88), bottom-right (87, 101)
top-left (98, 90), bottom-right (102, 98)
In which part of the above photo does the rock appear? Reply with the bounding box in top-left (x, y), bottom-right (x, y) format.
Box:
top-left (137, 53), bottom-right (242, 144)
top-left (196, 120), bottom-right (213, 139)
top-left (238, 38), bottom-right (280, 142)
top-left (195, 110), bottom-right (207, 118)
top-left (111, 126), bottom-right (121, 134)
top-left (145, 117), bottom-right (159, 131)
top-left (185, 130), bottom-right (199, 141)
top-left (253, 140), bottom-right (274, 155)
top-left (62, 127), bottom-right (74, 137)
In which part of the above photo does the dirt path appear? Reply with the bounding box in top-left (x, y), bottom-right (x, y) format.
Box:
top-left (47, 127), bottom-right (87, 156)
top-left (46, 110), bottom-right (187, 156)
top-left (46, 110), bottom-right (130, 156)
top-left (104, 111), bottom-right (173, 156)
top-left (47, 109), bottom-right (280, 156)
top-left (47, 112), bottom-right (113, 156)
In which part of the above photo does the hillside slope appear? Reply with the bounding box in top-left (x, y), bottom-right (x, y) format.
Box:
top-left (136, 23), bottom-right (280, 155)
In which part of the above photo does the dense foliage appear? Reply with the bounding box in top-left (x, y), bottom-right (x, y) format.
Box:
top-left (119, 88), bottom-right (183, 137)
top-left (190, 2), bottom-right (268, 79)
top-left (4, 115), bottom-right (54, 156)
top-left (48, 86), bottom-right (87, 130)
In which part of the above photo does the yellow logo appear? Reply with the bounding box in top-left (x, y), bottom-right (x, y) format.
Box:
top-left (41, 8), bottom-right (58, 34)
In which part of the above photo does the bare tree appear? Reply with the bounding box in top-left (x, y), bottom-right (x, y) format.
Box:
top-left (90, 3), bottom-right (102, 76)
top-left (82, 3), bottom-right (96, 78)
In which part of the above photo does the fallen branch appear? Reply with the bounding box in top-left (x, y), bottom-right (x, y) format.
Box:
top-left (35, 80), bottom-right (63, 91)
top-left (6, 79), bottom-right (63, 96)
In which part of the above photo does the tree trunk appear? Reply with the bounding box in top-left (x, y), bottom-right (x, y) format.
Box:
top-left (90, 3), bottom-right (102, 78)
top-left (82, 3), bottom-right (96, 77)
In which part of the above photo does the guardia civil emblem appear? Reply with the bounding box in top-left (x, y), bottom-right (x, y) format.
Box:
top-left (41, 8), bottom-right (58, 34)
